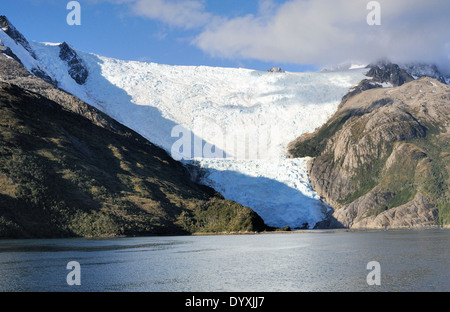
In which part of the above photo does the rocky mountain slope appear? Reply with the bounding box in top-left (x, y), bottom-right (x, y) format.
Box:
top-left (0, 52), bottom-right (267, 238)
top-left (288, 74), bottom-right (449, 229)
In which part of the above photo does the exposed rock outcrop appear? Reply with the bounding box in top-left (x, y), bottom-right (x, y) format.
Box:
top-left (59, 42), bottom-right (89, 85)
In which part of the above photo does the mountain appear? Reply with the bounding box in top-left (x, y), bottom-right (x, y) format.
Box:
top-left (0, 46), bottom-right (266, 238)
top-left (288, 75), bottom-right (450, 229)
top-left (1, 16), bottom-right (448, 231)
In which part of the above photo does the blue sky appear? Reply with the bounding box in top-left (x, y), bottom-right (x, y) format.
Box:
top-left (2, 0), bottom-right (449, 73)
top-left (2, 0), bottom-right (316, 71)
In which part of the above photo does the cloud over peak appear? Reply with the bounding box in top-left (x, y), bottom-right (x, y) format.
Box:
top-left (116, 0), bottom-right (450, 73)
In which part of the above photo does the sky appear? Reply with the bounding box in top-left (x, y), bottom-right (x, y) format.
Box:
top-left (1, 0), bottom-right (450, 73)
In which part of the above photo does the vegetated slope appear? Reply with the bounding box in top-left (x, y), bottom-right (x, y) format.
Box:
top-left (288, 76), bottom-right (450, 229)
top-left (0, 54), bottom-right (266, 238)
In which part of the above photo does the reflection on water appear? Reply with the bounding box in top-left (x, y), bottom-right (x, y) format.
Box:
top-left (0, 230), bottom-right (449, 292)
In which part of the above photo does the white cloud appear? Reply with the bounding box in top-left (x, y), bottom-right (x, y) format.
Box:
top-left (115, 0), bottom-right (450, 73)
top-left (112, 0), bottom-right (216, 29)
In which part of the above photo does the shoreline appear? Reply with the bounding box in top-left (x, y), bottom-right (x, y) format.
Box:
top-left (0, 226), bottom-right (447, 240)
top-left (191, 226), bottom-right (448, 237)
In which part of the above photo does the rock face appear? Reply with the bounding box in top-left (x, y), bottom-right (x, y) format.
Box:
top-left (289, 75), bottom-right (450, 229)
top-left (59, 42), bottom-right (89, 85)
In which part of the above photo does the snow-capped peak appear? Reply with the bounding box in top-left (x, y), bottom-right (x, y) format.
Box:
top-left (0, 15), bottom-right (36, 59)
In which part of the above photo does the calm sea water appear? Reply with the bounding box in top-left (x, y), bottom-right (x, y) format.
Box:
top-left (0, 230), bottom-right (448, 292)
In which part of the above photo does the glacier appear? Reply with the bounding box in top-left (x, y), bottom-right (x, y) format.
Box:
top-left (25, 41), bottom-right (367, 228)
